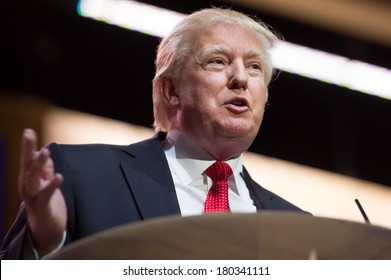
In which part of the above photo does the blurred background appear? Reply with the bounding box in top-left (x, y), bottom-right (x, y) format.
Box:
top-left (1, 0), bottom-right (390, 240)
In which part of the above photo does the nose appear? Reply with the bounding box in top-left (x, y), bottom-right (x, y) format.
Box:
top-left (227, 61), bottom-right (248, 90)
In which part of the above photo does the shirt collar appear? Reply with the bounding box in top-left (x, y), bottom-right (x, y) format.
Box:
top-left (164, 129), bottom-right (242, 185)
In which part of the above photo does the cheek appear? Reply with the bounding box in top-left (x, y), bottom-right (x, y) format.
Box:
top-left (251, 80), bottom-right (268, 101)
top-left (251, 90), bottom-right (267, 118)
top-left (181, 78), bottom-right (222, 107)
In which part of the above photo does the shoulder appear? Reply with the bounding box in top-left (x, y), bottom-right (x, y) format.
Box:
top-left (45, 132), bottom-right (167, 172)
top-left (47, 132), bottom-right (166, 158)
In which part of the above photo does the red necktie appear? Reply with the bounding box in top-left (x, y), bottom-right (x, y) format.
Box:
top-left (204, 161), bottom-right (233, 213)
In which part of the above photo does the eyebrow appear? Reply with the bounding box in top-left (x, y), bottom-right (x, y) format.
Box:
top-left (194, 45), bottom-right (229, 64)
top-left (195, 44), bottom-right (264, 64)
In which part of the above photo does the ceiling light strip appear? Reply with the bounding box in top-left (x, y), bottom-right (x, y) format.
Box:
top-left (271, 42), bottom-right (391, 99)
top-left (77, 0), bottom-right (391, 100)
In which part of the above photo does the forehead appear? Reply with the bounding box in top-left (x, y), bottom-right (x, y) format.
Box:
top-left (193, 22), bottom-right (262, 57)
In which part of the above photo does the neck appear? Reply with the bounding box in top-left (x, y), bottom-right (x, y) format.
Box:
top-left (167, 129), bottom-right (247, 161)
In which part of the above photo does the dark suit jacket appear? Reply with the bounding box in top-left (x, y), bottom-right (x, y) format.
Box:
top-left (0, 132), bottom-right (305, 259)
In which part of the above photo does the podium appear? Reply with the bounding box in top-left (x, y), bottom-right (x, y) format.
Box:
top-left (50, 211), bottom-right (391, 259)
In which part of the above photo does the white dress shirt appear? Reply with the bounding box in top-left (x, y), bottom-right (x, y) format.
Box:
top-left (164, 129), bottom-right (257, 217)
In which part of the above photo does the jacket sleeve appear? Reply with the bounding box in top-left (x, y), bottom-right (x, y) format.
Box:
top-left (0, 204), bottom-right (37, 259)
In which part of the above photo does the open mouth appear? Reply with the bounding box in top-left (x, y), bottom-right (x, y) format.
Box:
top-left (224, 97), bottom-right (250, 113)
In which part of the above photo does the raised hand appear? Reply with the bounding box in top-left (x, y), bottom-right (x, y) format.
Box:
top-left (18, 129), bottom-right (67, 257)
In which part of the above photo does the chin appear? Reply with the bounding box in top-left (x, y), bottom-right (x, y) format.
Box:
top-left (220, 124), bottom-right (257, 140)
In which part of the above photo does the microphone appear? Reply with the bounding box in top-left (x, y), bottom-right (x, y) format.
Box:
top-left (355, 199), bottom-right (371, 224)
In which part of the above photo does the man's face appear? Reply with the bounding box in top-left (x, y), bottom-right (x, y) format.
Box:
top-left (169, 22), bottom-right (268, 159)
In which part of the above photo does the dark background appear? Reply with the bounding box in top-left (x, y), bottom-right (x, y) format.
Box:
top-left (1, 0), bottom-right (391, 188)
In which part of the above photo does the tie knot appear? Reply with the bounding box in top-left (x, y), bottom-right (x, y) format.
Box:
top-left (205, 161), bottom-right (233, 183)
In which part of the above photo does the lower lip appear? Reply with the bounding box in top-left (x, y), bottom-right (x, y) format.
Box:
top-left (224, 104), bottom-right (249, 114)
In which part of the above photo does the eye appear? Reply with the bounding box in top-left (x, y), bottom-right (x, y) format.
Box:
top-left (204, 57), bottom-right (227, 71)
top-left (247, 62), bottom-right (263, 76)
top-left (209, 58), bottom-right (225, 65)
top-left (249, 63), bottom-right (262, 70)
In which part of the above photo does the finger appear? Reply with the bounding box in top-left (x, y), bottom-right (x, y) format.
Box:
top-left (19, 129), bottom-right (39, 198)
top-left (42, 157), bottom-right (55, 181)
top-left (38, 173), bottom-right (64, 202)
top-left (19, 148), bottom-right (51, 198)
top-left (20, 129), bottom-right (38, 175)
top-left (46, 173), bottom-right (63, 194)
top-left (33, 148), bottom-right (51, 179)
top-left (22, 173), bottom-right (64, 213)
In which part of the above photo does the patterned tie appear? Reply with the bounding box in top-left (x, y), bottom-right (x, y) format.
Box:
top-left (204, 161), bottom-right (233, 213)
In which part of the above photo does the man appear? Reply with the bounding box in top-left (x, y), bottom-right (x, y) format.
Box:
top-left (1, 7), bottom-right (305, 260)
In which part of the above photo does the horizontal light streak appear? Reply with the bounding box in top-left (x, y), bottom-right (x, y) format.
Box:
top-left (78, 0), bottom-right (391, 100)
top-left (77, 0), bottom-right (183, 37)
top-left (272, 42), bottom-right (391, 99)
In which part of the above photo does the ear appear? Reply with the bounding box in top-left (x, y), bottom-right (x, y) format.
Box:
top-left (162, 78), bottom-right (179, 106)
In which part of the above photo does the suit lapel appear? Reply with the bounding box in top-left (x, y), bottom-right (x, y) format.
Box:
top-left (242, 167), bottom-right (305, 212)
top-left (120, 133), bottom-right (181, 219)
top-left (242, 167), bottom-right (266, 210)
top-left (119, 133), bottom-right (302, 217)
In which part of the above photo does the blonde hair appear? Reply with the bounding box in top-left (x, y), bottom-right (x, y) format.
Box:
top-left (152, 7), bottom-right (279, 132)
